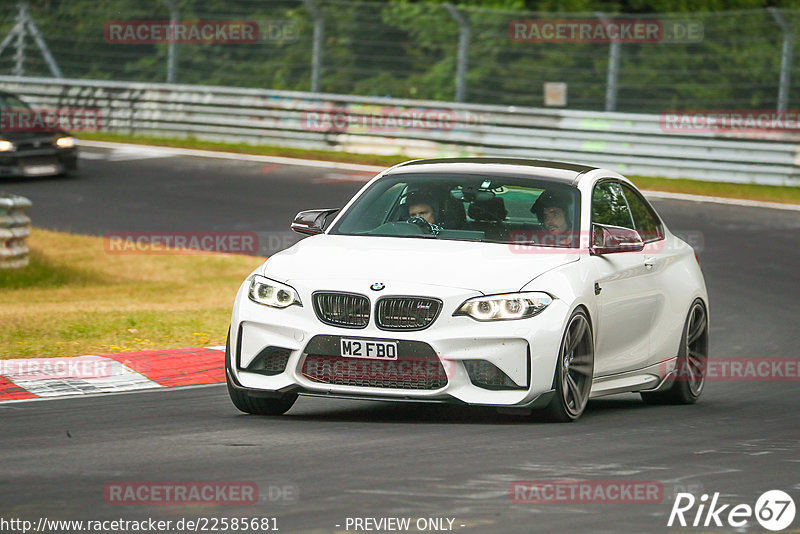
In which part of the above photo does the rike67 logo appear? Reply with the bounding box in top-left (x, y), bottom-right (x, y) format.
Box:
top-left (668, 490), bottom-right (796, 531)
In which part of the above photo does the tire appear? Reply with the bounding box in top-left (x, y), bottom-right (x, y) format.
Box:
top-left (541, 309), bottom-right (595, 422)
top-left (225, 329), bottom-right (297, 415)
top-left (641, 299), bottom-right (708, 405)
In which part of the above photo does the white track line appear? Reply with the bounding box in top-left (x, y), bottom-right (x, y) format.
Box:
top-left (642, 190), bottom-right (800, 211)
top-left (81, 141), bottom-right (799, 211)
top-left (81, 140), bottom-right (385, 173)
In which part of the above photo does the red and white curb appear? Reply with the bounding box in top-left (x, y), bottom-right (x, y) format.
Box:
top-left (0, 347), bottom-right (226, 402)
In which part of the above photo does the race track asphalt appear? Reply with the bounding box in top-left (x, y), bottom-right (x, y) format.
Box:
top-left (1, 145), bottom-right (798, 533)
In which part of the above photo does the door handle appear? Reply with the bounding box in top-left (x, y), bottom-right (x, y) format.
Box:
top-left (644, 257), bottom-right (655, 269)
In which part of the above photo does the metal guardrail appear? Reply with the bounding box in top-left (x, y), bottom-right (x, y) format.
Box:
top-left (0, 193), bottom-right (32, 269)
top-left (1, 76), bottom-right (799, 186)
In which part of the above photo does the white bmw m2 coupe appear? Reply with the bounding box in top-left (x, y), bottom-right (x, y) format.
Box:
top-left (227, 158), bottom-right (709, 421)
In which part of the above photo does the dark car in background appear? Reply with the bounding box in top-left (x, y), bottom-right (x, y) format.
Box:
top-left (0, 90), bottom-right (78, 178)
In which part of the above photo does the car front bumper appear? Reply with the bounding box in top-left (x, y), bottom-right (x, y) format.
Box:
top-left (0, 147), bottom-right (77, 177)
top-left (229, 277), bottom-right (569, 408)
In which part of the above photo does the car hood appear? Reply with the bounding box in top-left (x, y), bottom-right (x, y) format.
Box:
top-left (263, 234), bottom-right (579, 294)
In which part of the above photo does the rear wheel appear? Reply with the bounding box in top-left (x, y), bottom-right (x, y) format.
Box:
top-left (541, 309), bottom-right (594, 422)
top-left (641, 299), bottom-right (708, 405)
top-left (226, 330), bottom-right (297, 415)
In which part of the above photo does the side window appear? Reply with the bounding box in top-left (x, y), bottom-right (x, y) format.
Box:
top-left (592, 181), bottom-right (634, 229)
top-left (620, 183), bottom-right (664, 242)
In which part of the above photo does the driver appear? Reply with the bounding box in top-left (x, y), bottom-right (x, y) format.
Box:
top-left (405, 192), bottom-right (444, 235)
top-left (408, 200), bottom-right (436, 225)
top-left (406, 192), bottom-right (438, 224)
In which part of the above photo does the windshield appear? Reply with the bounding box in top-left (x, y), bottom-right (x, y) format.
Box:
top-left (329, 172), bottom-right (581, 247)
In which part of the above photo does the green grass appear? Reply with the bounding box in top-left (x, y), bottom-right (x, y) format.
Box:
top-left (0, 228), bottom-right (262, 358)
top-left (80, 132), bottom-right (800, 205)
top-left (0, 249), bottom-right (107, 289)
top-left (79, 132), bottom-right (407, 167)
top-left (629, 175), bottom-right (800, 205)
top-left (5, 309), bottom-right (233, 357)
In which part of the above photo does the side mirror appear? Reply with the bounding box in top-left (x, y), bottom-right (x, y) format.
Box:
top-left (291, 208), bottom-right (339, 236)
top-left (590, 223), bottom-right (645, 255)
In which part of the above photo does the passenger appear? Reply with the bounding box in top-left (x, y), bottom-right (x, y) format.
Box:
top-left (531, 190), bottom-right (575, 246)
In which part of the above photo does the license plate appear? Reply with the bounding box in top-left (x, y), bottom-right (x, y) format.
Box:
top-left (23, 164), bottom-right (58, 176)
top-left (340, 338), bottom-right (398, 360)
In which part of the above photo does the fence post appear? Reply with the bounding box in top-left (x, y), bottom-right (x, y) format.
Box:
top-left (0, 193), bottom-right (32, 269)
top-left (444, 4), bottom-right (469, 103)
top-left (302, 0), bottom-right (324, 93)
top-left (768, 7), bottom-right (793, 113)
top-left (160, 0), bottom-right (179, 83)
top-left (596, 12), bottom-right (620, 112)
top-left (1, 2), bottom-right (63, 78)
top-left (13, 2), bottom-right (26, 77)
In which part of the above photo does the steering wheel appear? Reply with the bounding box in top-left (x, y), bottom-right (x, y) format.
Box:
top-left (407, 216), bottom-right (435, 234)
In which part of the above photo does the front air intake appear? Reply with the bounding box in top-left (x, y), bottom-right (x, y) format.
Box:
top-left (312, 292), bottom-right (370, 328)
top-left (463, 360), bottom-right (526, 390)
top-left (245, 347), bottom-right (292, 375)
top-left (376, 297), bottom-right (442, 331)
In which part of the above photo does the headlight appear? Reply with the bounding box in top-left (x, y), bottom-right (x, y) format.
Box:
top-left (55, 136), bottom-right (77, 149)
top-left (0, 140), bottom-right (14, 152)
top-left (454, 292), bottom-right (552, 321)
top-left (248, 275), bottom-right (301, 308)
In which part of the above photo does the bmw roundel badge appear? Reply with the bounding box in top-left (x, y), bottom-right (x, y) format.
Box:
top-left (370, 282), bottom-right (385, 291)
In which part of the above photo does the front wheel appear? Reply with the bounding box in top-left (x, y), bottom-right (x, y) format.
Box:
top-left (541, 309), bottom-right (594, 422)
top-left (641, 299), bottom-right (708, 405)
top-left (225, 329), bottom-right (297, 415)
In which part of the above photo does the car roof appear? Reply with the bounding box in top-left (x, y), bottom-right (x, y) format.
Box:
top-left (385, 157), bottom-right (597, 185)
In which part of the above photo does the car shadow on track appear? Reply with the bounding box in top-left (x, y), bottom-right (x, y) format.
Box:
top-left (286, 402), bottom-right (530, 425)
top-left (233, 395), bottom-right (656, 425)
